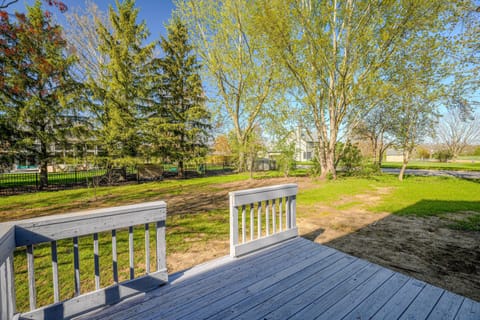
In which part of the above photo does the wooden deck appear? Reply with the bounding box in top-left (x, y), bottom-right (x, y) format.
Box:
top-left (80, 237), bottom-right (480, 320)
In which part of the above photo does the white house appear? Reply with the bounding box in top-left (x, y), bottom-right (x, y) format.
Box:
top-left (293, 128), bottom-right (317, 162)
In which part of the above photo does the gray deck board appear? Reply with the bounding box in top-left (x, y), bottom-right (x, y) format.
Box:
top-left (80, 237), bottom-right (480, 320)
top-left (398, 284), bottom-right (444, 319)
top-left (455, 298), bottom-right (480, 320)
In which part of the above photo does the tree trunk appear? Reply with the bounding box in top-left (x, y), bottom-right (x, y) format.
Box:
top-left (317, 145), bottom-right (337, 179)
top-left (178, 160), bottom-right (184, 178)
top-left (398, 149), bottom-right (410, 181)
top-left (39, 143), bottom-right (49, 190)
top-left (238, 150), bottom-right (246, 172)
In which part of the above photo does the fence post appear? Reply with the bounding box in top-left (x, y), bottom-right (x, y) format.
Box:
top-left (75, 168), bottom-right (78, 185)
top-left (35, 173), bottom-right (38, 190)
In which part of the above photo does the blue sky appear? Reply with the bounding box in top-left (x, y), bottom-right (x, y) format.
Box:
top-left (5, 0), bottom-right (175, 41)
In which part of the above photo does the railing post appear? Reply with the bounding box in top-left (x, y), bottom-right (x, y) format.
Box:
top-left (0, 225), bottom-right (17, 320)
top-left (229, 194), bottom-right (239, 257)
top-left (156, 219), bottom-right (166, 272)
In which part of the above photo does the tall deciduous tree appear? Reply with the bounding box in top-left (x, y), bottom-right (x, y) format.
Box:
top-left (0, 0), bottom-right (77, 188)
top-left (63, 0), bottom-right (110, 83)
top-left (90, 0), bottom-right (155, 160)
top-left (436, 108), bottom-right (480, 159)
top-left (175, 0), bottom-right (281, 172)
top-left (256, 0), bottom-right (457, 179)
top-left (146, 18), bottom-right (210, 178)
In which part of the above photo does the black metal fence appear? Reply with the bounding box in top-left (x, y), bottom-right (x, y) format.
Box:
top-left (0, 163), bottom-right (235, 196)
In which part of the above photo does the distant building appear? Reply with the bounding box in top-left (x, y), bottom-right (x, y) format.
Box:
top-left (385, 149), bottom-right (403, 162)
top-left (293, 128), bottom-right (317, 162)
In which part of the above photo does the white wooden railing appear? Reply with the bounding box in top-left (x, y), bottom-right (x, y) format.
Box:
top-left (0, 201), bottom-right (167, 320)
top-left (229, 184), bottom-right (298, 257)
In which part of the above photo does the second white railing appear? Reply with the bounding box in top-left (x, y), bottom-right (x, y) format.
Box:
top-left (229, 184), bottom-right (298, 257)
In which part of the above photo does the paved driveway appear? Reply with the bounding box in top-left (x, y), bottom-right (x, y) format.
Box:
top-left (381, 168), bottom-right (480, 179)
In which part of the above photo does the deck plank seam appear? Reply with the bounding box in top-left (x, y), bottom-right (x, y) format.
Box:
top-left (286, 262), bottom-right (379, 320)
top-left (106, 240), bottom-right (319, 320)
top-left (182, 250), bottom-right (345, 320)
top-left (226, 256), bottom-right (362, 320)
top-left (315, 270), bottom-right (396, 320)
top-left (137, 244), bottom-right (336, 319)
top-left (92, 239), bottom-right (310, 320)
top-left (341, 272), bottom-right (411, 320)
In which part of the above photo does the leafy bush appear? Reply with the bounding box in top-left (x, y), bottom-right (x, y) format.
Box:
top-left (433, 150), bottom-right (453, 162)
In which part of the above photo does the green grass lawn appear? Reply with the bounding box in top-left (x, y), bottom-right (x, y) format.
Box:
top-left (381, 161), bottom-right (480, 171)
top-left (2, 172), bottom-right (479, 311)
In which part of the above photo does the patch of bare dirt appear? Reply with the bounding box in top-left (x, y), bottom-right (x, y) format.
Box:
top-left (296, 186), bottom-right (480, 302)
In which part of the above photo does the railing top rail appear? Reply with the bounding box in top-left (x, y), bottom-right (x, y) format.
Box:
top-left (229, 184), bottom-right (298, 207)
top-left (12, 201), bottom-right (167, 247)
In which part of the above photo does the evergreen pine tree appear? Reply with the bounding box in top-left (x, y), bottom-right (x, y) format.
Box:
top-left (91, 0), bottom-right (155, 160)
top-left (147, 18), bottom-right (210, 177)
top-left (0, 0), bottom-right (77, 188)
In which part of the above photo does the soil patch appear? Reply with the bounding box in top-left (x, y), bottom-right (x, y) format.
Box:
top-left (296, 186), bottom-right (480, 302)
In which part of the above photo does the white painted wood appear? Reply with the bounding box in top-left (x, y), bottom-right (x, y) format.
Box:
top-left (94, 233), bottom-right (100, 290)
top-left (0, 224), bottom-right (16, 320)
top-left (156, 220), bottom-right (166, 272)
top-left (229, 195), bottom-right (238, 257)
top-left (27, 244), bottom-right (36, 310)
top-left (51, 241), bottom-right (59, 303)
top-left (229, 184), bottom-right (298, 207)
top-left (272, 199), bottom-right (276, 233)
top-left (0, 259), bottom-right (8, 320)
top-left (241, 205), bottom-right (246, 243)
top-left (112, 229), bottom-right (118, 284)
top-left (279, 197), bottom-right (283, 231)
top-left (232, 228), bottom-right (298, 257)
top-left (249, 204), bottom-right (254, 241)
top-left (0, 224), bottom-right (15, 264)
top-left (144, 224), bottom-right (150, 274)
top-left (257, 201), bottom-right (261, 238)
top-left (73, 236), bottom-right (80, 296)
top-left (229, 184), bottom-right (298, 257)
top-left (0, 202), bottom-right (169, 320)
top-left (129, 226), bottom-right (134, 280)
top-left (14, 201), bottom-right (167, 246)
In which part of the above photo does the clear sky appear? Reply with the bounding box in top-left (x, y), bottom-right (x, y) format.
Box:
top-left (4, 0), bottom-right (175, 41)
